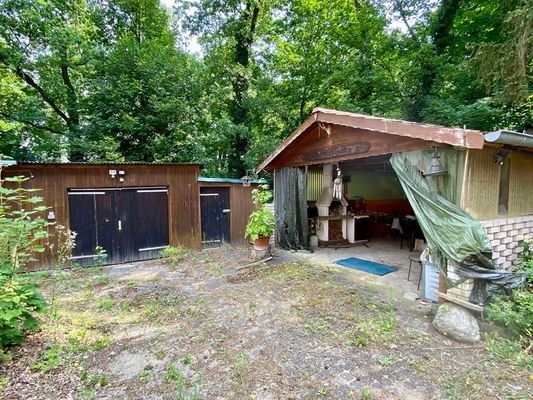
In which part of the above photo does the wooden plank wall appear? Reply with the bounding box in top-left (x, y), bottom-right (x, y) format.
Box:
top-left (462, 148), bottom-right (533, 220)
top-left (461, 148), bottom-right (500, 220)
top-left (3, 164), bottom-right (201, 270)
top-left (508, 151), bottom-right (533, 216)
top-left (199, 182), bottom-right (257, 245)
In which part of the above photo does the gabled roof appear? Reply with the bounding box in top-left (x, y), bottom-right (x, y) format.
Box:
top-left (258, 108), bottom-right (484, 171)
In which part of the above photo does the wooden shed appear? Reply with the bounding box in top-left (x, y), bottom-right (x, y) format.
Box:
top-left (3, 163), bottom-right (260, 270)
top-left (198, 177), bottom-right (263, 247)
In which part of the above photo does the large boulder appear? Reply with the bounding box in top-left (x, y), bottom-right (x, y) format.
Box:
top-left (432, 302), bottom-right (480, 343)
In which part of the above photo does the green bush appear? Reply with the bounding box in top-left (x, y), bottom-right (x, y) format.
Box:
top-left (486, 240), bottom-right (533, 343)
top-left (486, 289), bottom-right (533, 340)
top-left (0, 172), bottom-right (49, 346)
top-left (0, 274), bottom-right (47, 346)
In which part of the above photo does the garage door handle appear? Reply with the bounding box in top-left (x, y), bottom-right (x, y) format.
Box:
top-left (118, 220), bottom-right (122, 231)
top-left (222, 209), bottom-right (231, 213)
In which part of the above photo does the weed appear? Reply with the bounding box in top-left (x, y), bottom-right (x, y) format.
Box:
top-left (484, 333), bottom-right (533, 370)
top-left (97, 296), bottom-right (114, 311)
top-left (304, 318), bottom-right (330, 334)
top-left (235, 351), bottom-right (249, 385)
top-left (317, 387), bottom-right (330, 397)
top-left (93, 246), bottom-right (108, 268)
top-left (186, 298), bottom-right (206, 317)
top-left (347, 310), bottom-right (396, 347)
top-left (165, 363), bottom-right (181, 383)
top-left (0, 349), bottom-right (11, 362)
top-left (0, 376), bottom-right (9, 391)
top-left (31, 344), bottom-right (64, 372)
top-left (361, 387), bottom-right (373, 399)
top-left (139, 368), bottom-right (152, 380)
top-left (377, 355), bottom-right (396, 367)
top-left (67, 321), bottom-right (113, 353)
top-left (247, 301), bottom-right (257, 313)
top-left (182, 354), bottom-right (193, 366)
top-left (406, 357), bottom-right (426, 373)
top-left (161, 246), bottom-right (187, 270)
top-left (85, 274), bottom-right (110, 288)
top-left (208, 262), bottom-right (224, 275)
top-left (79, 369), bottom-right (107, 399)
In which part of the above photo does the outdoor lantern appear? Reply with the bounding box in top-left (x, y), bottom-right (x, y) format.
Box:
top-left (424, 148), bottom-right (448, 177)
top-left (492, 148), bottom-right (510, 166)
top-left (240, 172), bottom-right (253, 187)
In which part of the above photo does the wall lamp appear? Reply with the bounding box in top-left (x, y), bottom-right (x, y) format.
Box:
top-left (423, 148), bottom-right (448, 177)
top-left (492, 149), bottom-right (510, 166)
top-left (240, 169), bottom-right (255, 187)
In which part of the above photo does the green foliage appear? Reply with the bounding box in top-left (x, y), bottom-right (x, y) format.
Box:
top-left (1, 0), bottom-right (531, 171)
top-left (0, 173), bottom-right (48, 346)
top-left (486, 290), bottom-right (533, 340)
top-left (361, 387), bottom-right (373, 400)
top-left (515, 239), bottom-right (533, 285)
top-left (484, 333), bottom-right (532, 371)
top-left (31, 344), bottom-right (64, 372)
top-left (486, 240), bottom-right (533, 343)
top-left (0, 376), bottom-right (9, 392)
top-left (0, 275), bottom-right (47, 346)
top-left (244, 185), bottom-right (275, 241)
top-left (161, 246), bottom-right (187, 269)
top-left (93, 246), bottom-right (108, 268)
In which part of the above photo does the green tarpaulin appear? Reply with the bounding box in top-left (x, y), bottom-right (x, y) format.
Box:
top-left (390, 153), bottom-right (526, 305)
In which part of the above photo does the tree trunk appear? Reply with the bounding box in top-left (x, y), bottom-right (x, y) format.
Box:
top-left (227, 1), bottom-right (261, 178)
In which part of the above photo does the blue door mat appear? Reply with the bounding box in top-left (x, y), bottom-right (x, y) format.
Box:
top-left (335, 257), bottom-right (398, 276)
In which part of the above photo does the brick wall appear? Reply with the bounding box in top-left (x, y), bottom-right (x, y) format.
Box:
top-left (446, 215), bottom-right (533, 303)
top-left (479, 215), bottom-right (533, 269)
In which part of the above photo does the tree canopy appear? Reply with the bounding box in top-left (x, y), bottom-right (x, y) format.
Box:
top-left (1, 0), bottom-right (531, 176)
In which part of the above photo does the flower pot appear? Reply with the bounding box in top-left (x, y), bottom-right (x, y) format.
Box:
top-left (253, 236), bottom-right (270, 251)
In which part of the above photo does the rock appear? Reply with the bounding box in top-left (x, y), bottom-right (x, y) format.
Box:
top-left (432, 302), bottom-right (480, 343)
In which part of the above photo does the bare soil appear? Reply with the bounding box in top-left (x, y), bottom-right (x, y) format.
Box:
top-left (1, 246), bottom-right (531, 399)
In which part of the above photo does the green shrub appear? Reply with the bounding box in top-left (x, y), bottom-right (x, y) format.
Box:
top-left (515, 239), bottom-right (533, 286)
top-left (0, 173), bottom-right (49, 346)
top-left (0, 274), bottom-right (47, 346)
top-left (486, 289), bottom-right (533, 340)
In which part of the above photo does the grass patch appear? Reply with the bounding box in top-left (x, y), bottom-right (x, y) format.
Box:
top-left (97, 296), bottom-right (114, 311)
top-left (484, 333), bottom-right (533, 371)
top-left (347, 309), bottom-right (396, 347)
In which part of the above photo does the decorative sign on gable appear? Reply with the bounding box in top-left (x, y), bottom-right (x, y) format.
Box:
top-left (302, 141), bottom-right (371, 161)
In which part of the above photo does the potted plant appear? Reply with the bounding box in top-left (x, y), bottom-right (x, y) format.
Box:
top-left (245, 184), bottom-right (275, 250)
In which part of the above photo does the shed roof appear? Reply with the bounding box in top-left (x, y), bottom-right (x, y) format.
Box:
top-left (258, 108), bottom-right (484, 171)
top-left (12, 161), bottom-right (202, 167)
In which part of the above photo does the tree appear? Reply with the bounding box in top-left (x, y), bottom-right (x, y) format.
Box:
top-left (0, 0), bottom-right (98, 160)
top-left (183, 0), bottom-right (273, 177)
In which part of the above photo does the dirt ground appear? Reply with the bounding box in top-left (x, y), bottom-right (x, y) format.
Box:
top-left (1, 246), bottom-right (531, 400)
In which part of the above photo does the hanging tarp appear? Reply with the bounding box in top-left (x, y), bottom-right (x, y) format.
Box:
top-left (274, 167), bottom-right (308, 250)
top-left (390, 153), bottom-right (526, 305)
